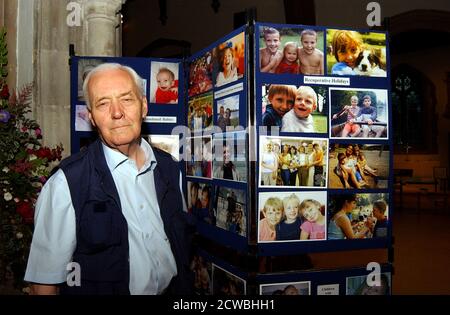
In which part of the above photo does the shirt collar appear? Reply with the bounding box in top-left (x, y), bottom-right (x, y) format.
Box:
top-left (102, 138), bottom-right (157, 173)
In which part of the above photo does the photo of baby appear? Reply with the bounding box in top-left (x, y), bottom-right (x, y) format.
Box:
top-left (326, 29), bottom-right (387, 77)
top-left (259, 136), bottom-right (328, 188)
top-left (261, 84), bottom-right (327, 133)
top-left (330, 88), bottom-right (388, 139)
top-left (187, 181), bottom-right (215, 225)
top-left (149, 61), bottom-right (179, 104)
top-left (328, 193), bottom-right (389, 240)
top-left (328, 143), bottom-right (389, 189)
top-left (213, 32), bottom-right (245, 88)
top-left (213, 132), bottom-right (247, 183)
top-left (346, 272), bottom-right (391, 295)
top-left (259, 26), bottom-right (324, 75)
top-left (260, 281), bottom-right (311, 295)
top-left (214, 186), bottom-right (247, 237)
top-left (212, 264), bottom-right (246, 295)
top-left (258, 191), bottom-right (327, 242)
top-left (185, 136), bottom-right (212, 179)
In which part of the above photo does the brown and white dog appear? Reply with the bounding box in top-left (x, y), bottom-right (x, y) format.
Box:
top-left (354, 49), bottom-right (387, 77)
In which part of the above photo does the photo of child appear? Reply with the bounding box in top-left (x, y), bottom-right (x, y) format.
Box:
top-left (149, 61), bottom-right (179, 104)
top-left (258, 191), bottom-right (327, 242)
top-left (216, 94), bottom-right (240, 132)
top-left (259, 25), bottom-right (324, 75)
top-left (190, 255), bottom-right (212, 295)
top-left (328, 143), bottom-right (389, 189)
top-left (212, 264), bottom-right (246, 295)
top-left (260, 281), bottom-right (311, 295)
top-left (214, 186), bottom-right (247, 237)
top-left (327, 29), bottom-right (387, 77)
top-left (330, 88), bottom-right (388, 139)
top-left (262, 84), bottom-right (328, 133)
top-left (328, 193), bottom-right (389, 240)
top-left (187, 92), bottom-right (213, 131)
top-left (259, 136), bottom-right (328, 188)
top-left (213, 32), bottom-right (245, 87)
top-left (346, 272), bottom-right (391, 295)
top-left (75, 105), bottom-right (92, 131)
top-left (185, 136), bottom-right (212, 179)
top-left (187, 181), bottom-right (215, 225)
top-left (188, 51), bottom-right (213, 97)
top-left (213, 132), bottom-right (247, 183)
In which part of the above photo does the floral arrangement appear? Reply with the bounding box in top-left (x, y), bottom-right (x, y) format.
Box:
top-left (0, 28), bottom-right (63, 290)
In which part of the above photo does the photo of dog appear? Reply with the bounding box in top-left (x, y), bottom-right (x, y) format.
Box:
top-left (353, 49), bottom-right (387, 77)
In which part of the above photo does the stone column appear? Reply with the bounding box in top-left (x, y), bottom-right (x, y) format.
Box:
top-left (84, 0), bottom-right (124, 56)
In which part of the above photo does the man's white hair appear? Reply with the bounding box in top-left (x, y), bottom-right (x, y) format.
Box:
top-left (82, 62), bottom-right (144, 110)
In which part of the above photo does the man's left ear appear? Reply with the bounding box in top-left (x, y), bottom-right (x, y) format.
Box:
top-left (141, 97), bottom-right (148, 118)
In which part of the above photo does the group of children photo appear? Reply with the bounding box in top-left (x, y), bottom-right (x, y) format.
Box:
top-left (260, 137), bottom-right (328, 187)
top-left (261, 84), bottom-right (328, 133)
top-left (258, 191), bottom-right (327, 242)
top-left (187, 92), bottom-right (213, 131)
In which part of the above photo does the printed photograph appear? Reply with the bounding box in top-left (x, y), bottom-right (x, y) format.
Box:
top-left (346, 272), bottom-right (391, 295)
top-left (190, 255), bottom-right (212, 295)
top-left (328, 143), bottom-right (389, 189)
top-left (187, 181), bottom-right (215, 224)
top-left (188, 51), bottom-right (213, 97)
top-left (187, 92), bottom-right (213, 132)
top-left (149, 61), bottom-right (179, 104)
top-left (75, 104), bottom-right (92, 131)
top-left (216, 94), bottom-right (240, 132)
top-left (258, 191), bottom-right (327, 242)
top-left (326, 29), bottom-right (387, 77)
top-left (214, 186), bottom-right (247, 237)
top-left (328, 193), bottom-right (389, 240)
top-left (212, 264), bottom-right (246, 295)
top-left (77, 58), bottom-right (104, 102)
top-left (185, 136), bottom-right (212, 178)
top-left (213, 132), bottom-right (247, 183)
top-left (261, 84), bottom-right (328, 133)
top-left (146, 134), bottom-right (179, 161)
top-left (259, 136), bottom-right (328, 188)
top-left (213, 32), bottom-right (245, 88)
top-left (330, 88), bottom-right (388, 139)
top-left (258, 26), bottom-right (324, 75)
top-left (260, 281), bottom-right (311, 295)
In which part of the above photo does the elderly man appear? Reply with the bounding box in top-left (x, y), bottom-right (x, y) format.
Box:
top-left (25, 63), bottom-right (193, 295)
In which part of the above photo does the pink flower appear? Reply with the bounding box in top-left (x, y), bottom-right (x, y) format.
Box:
top-left (34, 128), bottom-right (42, 136)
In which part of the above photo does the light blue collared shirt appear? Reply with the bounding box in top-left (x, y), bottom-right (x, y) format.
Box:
top-left (25, 139), bottom-right (179, 294)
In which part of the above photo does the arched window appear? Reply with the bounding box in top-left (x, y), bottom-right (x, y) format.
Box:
top-left (391, 64), bottom-right (437, 154)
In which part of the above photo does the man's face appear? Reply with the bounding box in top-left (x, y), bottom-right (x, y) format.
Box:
top-left (264, 33), bottom-right (281, 54)
top-left (293, 89), bottom-right (316, 118)
top-left (363, 98), bottom-right (371, 107)
top-left (88, 68), bottom-right (147, 151)
top-left (156, 71), bottom-right (173, 91)
top-left (269, 93), bottom-right (294, 117)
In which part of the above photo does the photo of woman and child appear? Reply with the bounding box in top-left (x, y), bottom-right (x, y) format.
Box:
top-left (212, 264), bottom-right (246, 295)
top-left (214, 187), bottom-right (246, 237)
top-left (187, 92), bottom-right (213, 131)
top-left (259, 26), bottom-right (324, 75)
top-left (260, 281), bottom-right (311, 295)
top-left (346, 273), bottom-right (391, 295)
top-left (327, 29), bottom-right (387, 77)
top-left (185, 136), bottom-right (212, 179)
top-left (328, 193), bottom-right (389, 240)
top-left (187, 181), bottom-right (215, 225)
top-left (258, 191), bottom-right (327, 242)
top-left (330, 88), bottom-right (388, 139)
top-left (213, 32), bottom-right (245, 88)
top-left (261, 84), bottom-right (327, 133)
top-left (188, 51), bottom-right (213, 97)
top-left (260, 136), bottom-right (328, 187)
top-left (149, 61), bottom-right (179, 104)
top-left (329, 143), bottom-right (389, 189)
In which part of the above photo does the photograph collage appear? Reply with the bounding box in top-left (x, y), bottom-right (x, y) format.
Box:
top-left (256, 23), bottom-right (391, 245)
top-left (185, 29), bottom-right (248, 239)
